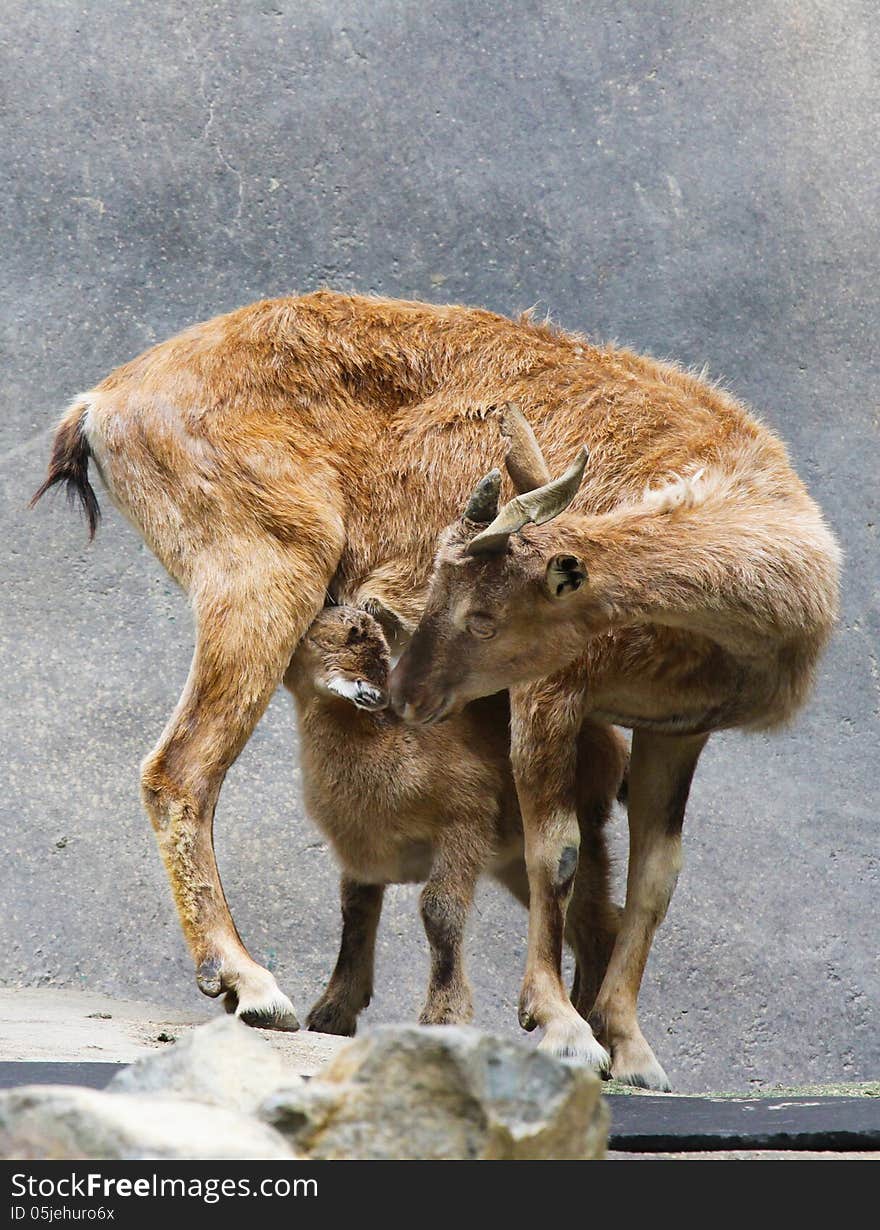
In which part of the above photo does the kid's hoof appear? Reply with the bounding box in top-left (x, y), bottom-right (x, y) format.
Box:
top-left (538, 1017), bottom-right (611, 1074)
top-left (306, 999), bottom-right (358, 1037)
top-left (418, 1001), bottom-right (474, 1027)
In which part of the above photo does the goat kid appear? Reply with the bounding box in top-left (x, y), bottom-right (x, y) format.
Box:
top-left (285, 602), bottom-right (628, 1042)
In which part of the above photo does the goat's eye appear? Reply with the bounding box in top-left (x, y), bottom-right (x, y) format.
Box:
top-left (466, 613), bottom-right (496, 639)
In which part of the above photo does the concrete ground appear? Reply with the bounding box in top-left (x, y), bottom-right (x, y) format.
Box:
top-left (2, 2), bottom-right (878, 1095)
top-left (0, 988), bottom-right (343, 1074)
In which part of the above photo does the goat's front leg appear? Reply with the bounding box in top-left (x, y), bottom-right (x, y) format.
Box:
top-left (509, 678), bottom-right (611, 1071)
top-left (590, 729), bottom-right (707, 1090)
top-left (418, 843), bottom-right (482, 1026)
top-left (307, 877), bottom-right (385, 1036)
top-left (142, 540), bottom-right (341, 1030)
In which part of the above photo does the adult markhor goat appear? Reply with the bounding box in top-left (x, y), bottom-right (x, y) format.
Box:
top-left (33, 291), bottom-right (840, 1089)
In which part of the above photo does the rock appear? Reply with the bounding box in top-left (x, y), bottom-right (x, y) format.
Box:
top-left (0, 1085), bottom-right (297, 1160)
top-left (261, 1025), bottom-right (608, 1160)
top-left (109, 1016), bottom-right (300, 1114)
top-left (258, 1080), bottom-right (344, 1144)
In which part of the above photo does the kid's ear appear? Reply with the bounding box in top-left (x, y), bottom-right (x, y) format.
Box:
top-left (545, 553), bottom-right (587, 599)
top-left (359, 595), bottom-right (408, 633)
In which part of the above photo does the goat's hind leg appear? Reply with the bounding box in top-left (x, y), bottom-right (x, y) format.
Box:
top-left (141, 548), bottom-right (335, 1030)
top-left (566, 722), bottom-right (627, 1018)
top-left (590, 729), bottom-right (707, 1090)
top-left (419, 842), bottom-right (482, 1026)
top-left (307, 877), bottom-right (385, 1036)
top-left (566, 834), bottom-right (620, 1022)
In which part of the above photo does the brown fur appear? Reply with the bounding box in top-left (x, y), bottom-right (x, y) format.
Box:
top-left (32, 292), bottom-right (839, 1078)
top-left (285, 604), bottom-right (627, 1035)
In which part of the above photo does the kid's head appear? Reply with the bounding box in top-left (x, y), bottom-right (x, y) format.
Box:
top-left (301, 605), bottom-right (391, 711)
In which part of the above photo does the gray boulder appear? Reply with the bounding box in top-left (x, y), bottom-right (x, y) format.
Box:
top-left (0, 1085), bottom-right (297, 1160)
top-left (109, 1016), bottom-right (299, 1114)
top-left (261, 1024), bottom-right (608, 1160)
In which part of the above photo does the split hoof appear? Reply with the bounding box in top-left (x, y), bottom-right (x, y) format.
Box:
top-left (235, 991), bottom-right (301, 1032)
top-left (305, 999), bottom-right (359, 1037)
top-left (610, 1036), bottom-right (672, 1092)
top-left (196, 959), bottom-right (300, 1032)
top-left (611, 1056), bottom-right (672, 1092)
top-left (537, 1016), bottom-right (611, 1073)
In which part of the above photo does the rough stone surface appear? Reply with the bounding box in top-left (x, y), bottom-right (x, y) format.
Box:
top-left (0, 1085), bottom-right (296, 1160)
top-left (2, 3), bottom-right (877, 1094)
top-left (261, 1024), bottom-right (608, 1160)
top-left (108, 1016), bottom-right (300, 1114)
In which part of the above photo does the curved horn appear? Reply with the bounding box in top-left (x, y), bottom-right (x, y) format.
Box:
top-left (499, 402), bottom-right (552, 492)
top-left (462, 468), bottom-right (502, 523)
top-left (465, 446), bottom-right (589, 555)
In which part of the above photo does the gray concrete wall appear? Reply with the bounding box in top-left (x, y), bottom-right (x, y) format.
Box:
top-left (2, 1), bottom-right (877, 1093)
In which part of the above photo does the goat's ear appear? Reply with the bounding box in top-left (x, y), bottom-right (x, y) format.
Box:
top-left (360, 595), bottom-right (410, 636)
top-left (544, 553), bottom-right (587, 599)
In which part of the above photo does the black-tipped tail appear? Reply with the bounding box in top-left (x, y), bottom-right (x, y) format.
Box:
top-left (30, 403), bottom-right (101, 539)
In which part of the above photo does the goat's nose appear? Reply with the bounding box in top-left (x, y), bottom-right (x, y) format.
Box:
top-left (390, 675), bottom-right (424, 721)
top-left (354, 682), bottom-right (388, 711)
